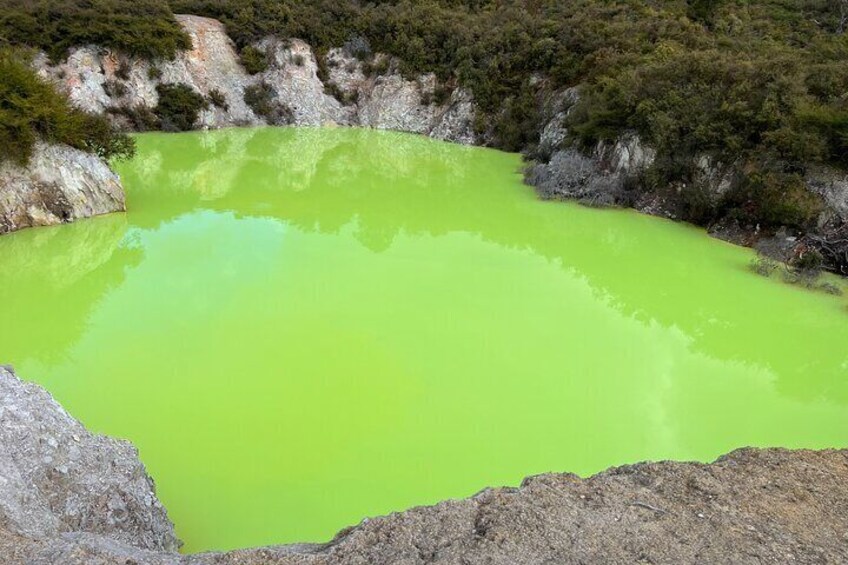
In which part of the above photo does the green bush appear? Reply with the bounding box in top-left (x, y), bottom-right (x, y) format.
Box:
top-left (0, 0), bottom-right (190, 62)
top-left (207, 88), bottom-right (228, 110)
top-left (108, 103), bottom-right (160, 131)
top-left (154, 83), bottom-right (208, 131)
top-left (0, 49), bottom-right (134, 166)
top-left (750, 255), bottom-right (779, 277)
top-left (244, 82), bottom-right (293, 125)
top-left (102, 79), bottom-right (128, 98)
top-left (724, 169), bottom-right (824, 230)
top-left (240, 45), bottom-right (269, 75)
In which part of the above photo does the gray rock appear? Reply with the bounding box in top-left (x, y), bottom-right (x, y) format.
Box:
top-left (192, 447), bottom-right (848, 564)
top-left (0, 366), bottom-right (179, 555)
top-left (0, 143), bottom-right (125, 235)
top-left (806, 164), bottom-right (848, 225)
top-left (1, 366), bottom-right (846, 564)
top-left (529, 131), bottom-right (654, 207)
top-left (33, 16), bottom-right (476, 144)
top-left (257, 38), bottom-right (350, 126)
top-left (35, 16), bottom-right (262, 128)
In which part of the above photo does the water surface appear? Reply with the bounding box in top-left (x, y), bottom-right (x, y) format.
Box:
top-left (1, 127), bottom-right (846, 552)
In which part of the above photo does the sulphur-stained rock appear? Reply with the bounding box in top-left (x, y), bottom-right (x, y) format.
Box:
top-left (0, 368), bottom-right (845, 565)
top-left (0, 143), bottom-right (125, 235)
top-left (806, 164), bottom-right (848, 225)
top-left (357, 73), bottom-right (439, 134)
top-left (429, 88), bottom-right (476, 145)
top-left (163, 15), bottom-right (261, 128)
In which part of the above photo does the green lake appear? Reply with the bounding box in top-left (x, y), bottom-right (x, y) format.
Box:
top-left (1, 127), bottom-right (846, 552)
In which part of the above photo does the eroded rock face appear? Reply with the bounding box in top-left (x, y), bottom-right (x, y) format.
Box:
top-left (0, 143), bottom-right (125, 235)
top-left (34, 15), bottom-right (476, 144)
top-left (35, 15), bottom-right (261, 129)
top-left (0, 366), bottom-right (178, 560)
top-left (1, 366), bottom-right (846, 565)
top-left (529, 130), bottom-right (655, 208)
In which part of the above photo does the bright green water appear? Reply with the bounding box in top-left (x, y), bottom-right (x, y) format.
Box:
top-left (1, 127), bottom-right (846, 552)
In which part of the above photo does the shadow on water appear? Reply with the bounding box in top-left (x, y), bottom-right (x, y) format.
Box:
top-left (1, 126), bottom-right (845, 552)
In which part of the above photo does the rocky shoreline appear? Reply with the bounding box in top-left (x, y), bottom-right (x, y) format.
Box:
top-left (0, 143), bottom-right (125, 236)
top-left (1, 365), bottom-right (845, 564)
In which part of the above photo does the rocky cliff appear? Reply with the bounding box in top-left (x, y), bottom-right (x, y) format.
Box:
top-left (0, 143), bottom-right (125, 235)
top-left (1, 366), bottom-right (846, 565)
top-left (34, 15), bottom-right (476, 144)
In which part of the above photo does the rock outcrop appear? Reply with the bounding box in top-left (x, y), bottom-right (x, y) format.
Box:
top-left (528, 89), bottom-right (848, 265)
top-left (35, 15), bottom-right (476, 144)
top-left (1, 367), bottom-right (846, 565)
top-left (0, 143), bottom-right (125, 235)
top-left (0, 366), bottom-right (178, 560)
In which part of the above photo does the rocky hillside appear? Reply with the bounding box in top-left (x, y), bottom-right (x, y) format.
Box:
top-left (1, 10), bottom-right (844, 272)
top-left (529, 90), bottom-right (848, 266)
top-left (34, 15), bottom-right (475, 144)
top-left (24, 12), bottom-right (848, 272)
top-left (1, 366), bottom-right (845, 564)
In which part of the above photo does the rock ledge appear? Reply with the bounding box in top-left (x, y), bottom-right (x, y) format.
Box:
top-left (1, 366), bottom-right (845, 564)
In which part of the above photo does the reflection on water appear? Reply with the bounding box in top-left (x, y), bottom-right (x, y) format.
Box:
top-left (1, 127), bottom-right (846, 552)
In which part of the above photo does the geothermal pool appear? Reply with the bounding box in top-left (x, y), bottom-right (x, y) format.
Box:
top-left (1, 127), bottom-right (846, 552)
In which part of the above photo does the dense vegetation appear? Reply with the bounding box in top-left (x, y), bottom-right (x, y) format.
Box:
top-left (154, 83), bottom-right (208, 130)
top-left (0, 0), bottom-right (190, 61)
top-left (0, 49), bottom-right (134, 166)
top-left (2, 0), bottom-right (848, 245)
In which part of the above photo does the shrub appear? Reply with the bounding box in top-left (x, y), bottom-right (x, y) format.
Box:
top-left (207, 89), bottom-right (229, 110)
top-left (244, 82), bottom-right (293, 125)
top-left (818, 282), bottom-right (843, 295)
top-left (115, 59), bottom-right (132, 81)
top-left (0, 0), bottom-right (190, 62)
top-left (433, 84), bottom-right (452, 106)
top-left (108, 103), bottom-right (160, 131)
top-left (750, 255), bottom-right (779, 277)
top-left (362, 57), bottom-right (390, 77)
top-left (343, 35), bottom-right (371, 60)
top-left (793, 249), bottom-right (826, 274)
top-left (147, 66), bottom-right (163, 80)
top-left (724, 170), bottom-right (824, 230)
top-left (103, 79), bottom-right (129, 98)
top-left (154, 83), bottom-right (208, 131)
top-left (323, 81), bottom-right (356, 105)
top-left (0, 49), bottom-right (134, 166)
top-left (240, 45), bottom-right (269, 75)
